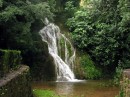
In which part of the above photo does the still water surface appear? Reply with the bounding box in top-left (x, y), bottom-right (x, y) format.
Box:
top-left (32, 80), bottom-right (119, 97)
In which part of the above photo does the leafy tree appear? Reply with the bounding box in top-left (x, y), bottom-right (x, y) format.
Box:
top-left (67, 0), bottom-right (130, 76)
top-left (117, 0), bottom-right (130, 68)
top-left (64, 1), bottom-right (77, 18)
top-left (0, 0), bottom-right (56, 80)
top-left (81, 54), bottom-right (102, 79)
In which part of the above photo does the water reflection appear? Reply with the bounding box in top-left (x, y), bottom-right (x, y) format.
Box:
top-left (32, 80), bottom-right (119, 97)
top-left (56, 82), bottom-right (74, 96)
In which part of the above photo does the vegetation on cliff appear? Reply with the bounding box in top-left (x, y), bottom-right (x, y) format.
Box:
top-left (0, 0), bottom-right (130, 80)
top-left (0, 49), bottom-right (21, 78)
top-left (66, 0), bottom-right (130, 78)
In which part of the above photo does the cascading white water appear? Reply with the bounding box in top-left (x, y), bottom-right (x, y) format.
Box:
top-left (39, 18), bottom-right (76, 81)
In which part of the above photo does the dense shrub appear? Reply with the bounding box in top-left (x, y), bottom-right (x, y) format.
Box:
top-left (0, 0), bottom-right (56, 80)
top-left (80, 54), bottom-right (102, 79)
top-left (0, 49), bottom-right (21, 77)
top-left (66, 0), bottom-right (130, 76)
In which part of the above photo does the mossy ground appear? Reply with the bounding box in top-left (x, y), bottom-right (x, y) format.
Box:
top-left (33, 89), bottom-right (59, 97)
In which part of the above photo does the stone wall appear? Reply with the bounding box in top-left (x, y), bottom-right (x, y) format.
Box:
top-left (0, 65), bottom-right (33, 97)
top-left (0, 49), bottom-right (21, 78)
top-left (120, 69), bottom-right (130, 97)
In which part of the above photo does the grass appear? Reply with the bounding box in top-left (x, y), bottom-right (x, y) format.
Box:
top-left (33, 89), bottom-right (86, 97)
top-left (33, 89), bottom-right (59, 97)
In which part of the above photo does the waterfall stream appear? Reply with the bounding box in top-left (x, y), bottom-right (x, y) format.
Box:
top-left (39, 18), bottom-right (76, 81)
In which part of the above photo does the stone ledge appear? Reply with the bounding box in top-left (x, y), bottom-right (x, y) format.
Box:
top-left (0, 65), bottom-right (33, 97)
top-left (0, 65), bottom-right (29, 87)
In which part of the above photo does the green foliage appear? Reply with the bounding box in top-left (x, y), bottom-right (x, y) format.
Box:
top-left (64, 1), bottom-right (77, 18)
top-left (33, 89), bottom-right (59, 97)
top-left (67, 0), bottom-right (130, 75)
top-left (58, 37), bottom-right (65, 61)
top-left (0, 0), bottom-right (3, 7)
top-left (115, 88), bottom-right (125, 97)
top-left (80, 54), bottom-right (102, 79)
top-left (0, 0), bottom-right (56, 80)
top-left (114, 61), bottom-right (123, 85)
top-left (0, 49), bottom-right (21, 77)
top-left (0, 0), bottom-right (54, 49)
top-left (55, 0), bottom-right (80, 9)
top-left (66, 9), bottom-right (94, 49)
top-left (29, 2), bottom-right (54, 21)
top-left (0, 6), bottom-right (23, 22)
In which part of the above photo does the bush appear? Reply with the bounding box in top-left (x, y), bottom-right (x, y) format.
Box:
top-left (66, 0), bottom-right (130, 76)
top-left (80, 54), bottom-right (102, 79)
top-left (0, 49), bottom-right (21, 77)
top-left (114, 61), bottom-right (123, 85)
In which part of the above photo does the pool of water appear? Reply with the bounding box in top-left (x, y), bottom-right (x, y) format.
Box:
top-left (32, 80), bottom-right (119, 97)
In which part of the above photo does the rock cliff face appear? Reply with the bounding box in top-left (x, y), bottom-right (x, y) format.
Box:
top-left (0, 65), bottom-right (33, 97)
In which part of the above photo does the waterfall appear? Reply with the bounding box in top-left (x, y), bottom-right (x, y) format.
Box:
top-left (39, 18), bottom-right (76, 81)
